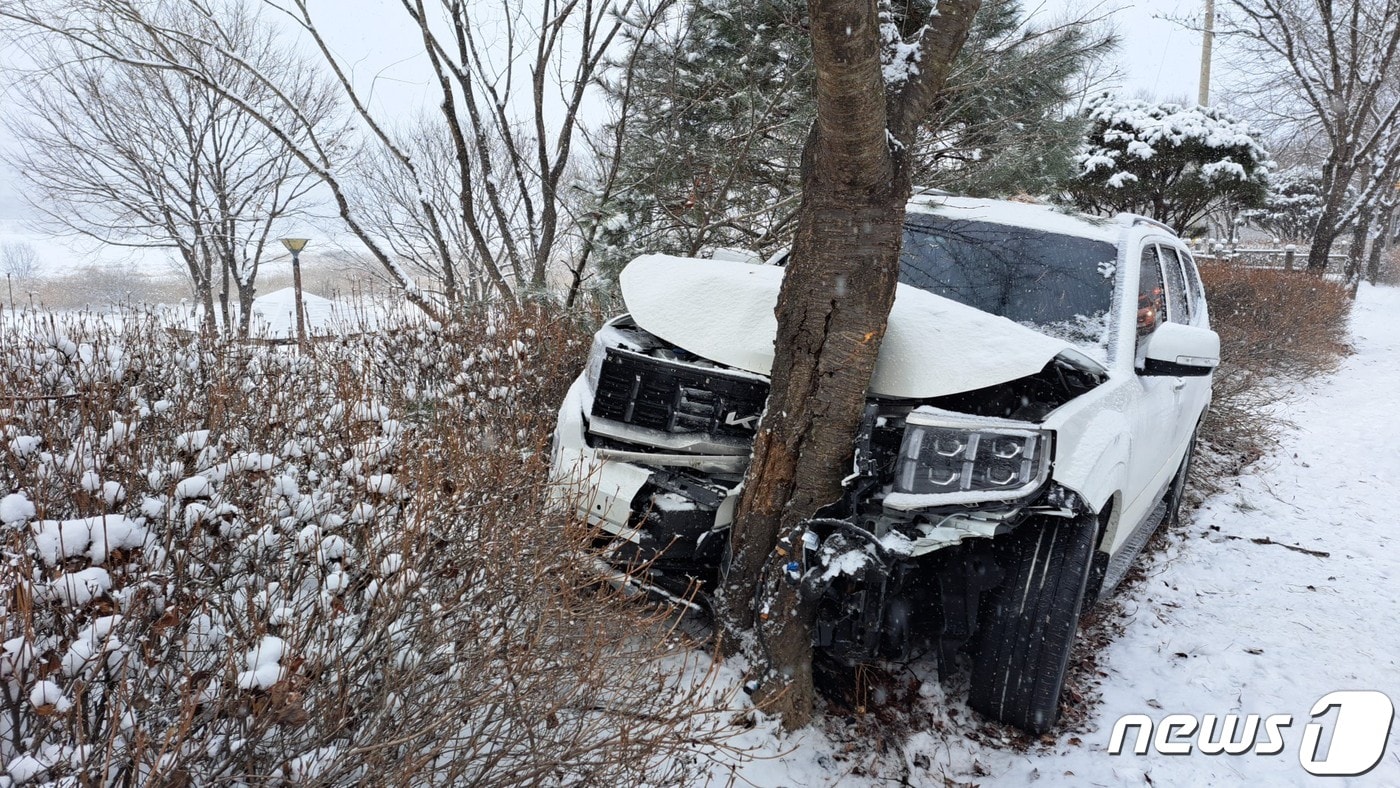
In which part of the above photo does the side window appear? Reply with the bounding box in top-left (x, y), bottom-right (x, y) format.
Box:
top-left (1178, 249), bottom-right (1205, 314)
top-left (1158, 245), bottom-right (1191, 323)
top-left (1137, 246), bottom-right (1165, 337)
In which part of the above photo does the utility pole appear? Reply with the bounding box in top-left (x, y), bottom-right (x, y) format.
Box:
top-left (1199, 0), bottom-right (1215, 106)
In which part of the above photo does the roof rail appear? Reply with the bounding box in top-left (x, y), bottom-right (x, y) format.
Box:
top-left (1116, 212), bottom-right (1175, 234)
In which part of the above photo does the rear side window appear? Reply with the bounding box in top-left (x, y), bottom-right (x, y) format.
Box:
top-left (1138, 246), bottom-right (1165, 336)
top-left (1178, 250), bottom-right (1205, 314)
top-left (1158, 246), bottom-right (1191, 323)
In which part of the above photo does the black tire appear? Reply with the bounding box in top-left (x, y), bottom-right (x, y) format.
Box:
top-left (1164, 430), bottom-right (1199, 530)
top-left (968, 515), bottom-right (1097, 734)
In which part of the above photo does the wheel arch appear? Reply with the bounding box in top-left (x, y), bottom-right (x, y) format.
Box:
top-left (1083, 493), bottom-right (1121, 606)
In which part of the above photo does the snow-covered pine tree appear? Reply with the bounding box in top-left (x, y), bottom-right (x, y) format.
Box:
top-left (1066, 95), bottom-right (1273, 234)
top-left (907, 0), bottom-right (1115, 195)
top-left (1244, 167), bottom-right (1331, 245)
top-left (589, 0), bottom-right (1114, 280)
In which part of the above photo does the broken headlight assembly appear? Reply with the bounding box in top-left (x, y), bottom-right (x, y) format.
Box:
top-left (883, 408), bottom-right (1051, 511)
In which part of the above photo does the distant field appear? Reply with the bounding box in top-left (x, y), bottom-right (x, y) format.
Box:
top-left (1, 222), bottom-right (398, 311)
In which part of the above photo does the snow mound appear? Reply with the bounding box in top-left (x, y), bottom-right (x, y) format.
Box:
top-left (30, 515), bottom-right (149, 566)
top-left (1, 492), bottom-right (36, 525)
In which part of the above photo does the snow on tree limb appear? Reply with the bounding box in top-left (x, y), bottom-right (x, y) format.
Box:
top-left (1068, 95), bottom-right (1273, 233)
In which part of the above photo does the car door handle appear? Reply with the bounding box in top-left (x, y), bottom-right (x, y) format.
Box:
top-left (1172, 378), bottom-right (1187, 391)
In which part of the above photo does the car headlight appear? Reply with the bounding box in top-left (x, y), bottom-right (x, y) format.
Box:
top-left (583, 331), bottom-right (609, 393)
top-left (886, 409), bottom-right (1051, 509)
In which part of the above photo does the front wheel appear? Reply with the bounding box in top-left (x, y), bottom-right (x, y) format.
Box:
top-left (968, 515), bottom-right (1096, 734)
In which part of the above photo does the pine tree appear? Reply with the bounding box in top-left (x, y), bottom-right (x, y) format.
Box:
top-left (587, 0), bottom-right (809, 280)
top-left (1243, 167), bottom-right (1346, 245)
top-left (908, 0), bottom-right (1111, 195)
top-left (1066, 95), bottom-right (1273, 234)
top-left (590, 0), bottom-right (1114, 279)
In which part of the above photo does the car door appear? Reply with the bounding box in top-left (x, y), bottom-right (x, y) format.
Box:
top-left (1154, 244), bottom-right (1204, 453)
top-left (1124, 242), bottom-right (1184, 523)
top-left (1162, 245), bottom-right (1214, 430)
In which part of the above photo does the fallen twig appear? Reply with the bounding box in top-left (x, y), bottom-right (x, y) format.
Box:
top-left (1225, 535), bottom-right (1330, 558)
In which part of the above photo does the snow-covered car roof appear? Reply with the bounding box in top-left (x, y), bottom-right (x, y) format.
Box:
top-left (906, 194), bottom-right (1123, 245)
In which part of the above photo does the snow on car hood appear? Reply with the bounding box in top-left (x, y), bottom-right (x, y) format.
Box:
top-left (619, 254), bottom-right (1082, 399)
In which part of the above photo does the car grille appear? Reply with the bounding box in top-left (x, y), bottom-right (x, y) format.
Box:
top-left (591, 348), bottom-right (769, 439)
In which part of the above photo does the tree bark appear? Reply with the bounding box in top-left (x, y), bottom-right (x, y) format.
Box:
top-left (1345, 207), bottom-right (1372, 295)
top-left (199, 277), bottom-right (218, 336)
top-left (715, 0), bottom-right (981, 730)
top-left (1307, 155), bottom-right (1349, 274)
top-left (218, 251), bottom-right (232, 336)
top-left (1368, 204), bottom-right (1395, 284)
top-left (236, 280), bottom-right (256, 340)
top-left (1307, 212), bottom-right (1340, 276)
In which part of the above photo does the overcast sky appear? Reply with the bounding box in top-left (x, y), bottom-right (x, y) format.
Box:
top-left (1075, 0), bottom-right (1212, 102)
top-left (0, 0), bottom-right (1214, 232)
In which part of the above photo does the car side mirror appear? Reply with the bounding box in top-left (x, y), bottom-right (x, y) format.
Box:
top-left (1138, 322), bottom-right (1220, 377)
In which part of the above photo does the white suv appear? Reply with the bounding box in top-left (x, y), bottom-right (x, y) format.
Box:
top-left (550, 195), bottom-right (1219, 733)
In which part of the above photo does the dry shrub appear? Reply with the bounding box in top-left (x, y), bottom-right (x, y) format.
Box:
top-left (15, 265), bottom-right (190, 311)
top-left (1382, 246), bottom-right (1400, 287)
top-left (1195, 262), bottom-right (1352, 482)
top-left (0, 302), bottom-right (735, 786)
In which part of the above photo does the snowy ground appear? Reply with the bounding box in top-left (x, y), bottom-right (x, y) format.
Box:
top-left (709, 283), bottom-right (1400, 786)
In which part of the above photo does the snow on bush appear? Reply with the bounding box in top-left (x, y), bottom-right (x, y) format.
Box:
top-left (0, 303), bottom-right (734, 785)
top-left (1242, 166), bottom-right (1343, 244)
top-left (1, 491), bottom-right (34, 525)
top-left (1068, 94), bottom-right (1273, 232)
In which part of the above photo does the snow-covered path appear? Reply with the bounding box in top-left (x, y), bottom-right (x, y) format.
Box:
top-left (968, 287), bottom-right (1400, 784)
top-left (713, 284), bottom-right (1400, 786)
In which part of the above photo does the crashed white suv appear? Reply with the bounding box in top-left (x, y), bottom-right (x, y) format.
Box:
top-left (550, 195), bottom-right (1219, 733)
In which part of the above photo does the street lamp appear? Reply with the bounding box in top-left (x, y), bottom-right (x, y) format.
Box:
top-left (280, 237), bottom-right (310, 347)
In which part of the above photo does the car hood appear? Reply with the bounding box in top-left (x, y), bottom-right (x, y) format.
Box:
top-left (619, 254), bottom-right (1086, 399)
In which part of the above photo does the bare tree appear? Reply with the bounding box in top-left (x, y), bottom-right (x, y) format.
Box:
top-left (1222, 0), bottom-right (1400, 272)
top-left (0, 241), bottom-right (38, 281)
top-left (0, 0), bottom-right (676, 314)
top-left (1, 4), bottom-right (333, 335)
top-left (466, 0), bottom-right (684, 308)
top-left (714, 0), bottom-right (982, 729)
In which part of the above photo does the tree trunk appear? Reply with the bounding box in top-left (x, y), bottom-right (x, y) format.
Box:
top-left (219, 252), bottom-right (232, 337)
top-left (236, 280), bottom-right (256, 340)
top-left (1345, 208), bottom-right (1372, 296)
top-left (1307, 216), bottom-right (1340, 275)
top-left (199, 280), bottom-right (218, 336)
top-left (1368, 204), bottom-right (1395, 284)
top-left (715, 0), bottom-right (981, 731)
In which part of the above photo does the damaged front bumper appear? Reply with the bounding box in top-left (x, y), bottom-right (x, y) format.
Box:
top-left (550, 369), bottom-right (1090, 566)
top-left (550, 375), bottom-right (742, 570)
top-left (548, 316), bottom-right (1104, 663)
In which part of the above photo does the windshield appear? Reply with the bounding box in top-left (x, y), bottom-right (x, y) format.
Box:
top-left (898, 214), bottom-right (1117, 352)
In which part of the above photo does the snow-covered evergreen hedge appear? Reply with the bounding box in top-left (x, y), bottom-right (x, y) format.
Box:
top-left (1068, 95), bottom-right (1273, 232)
